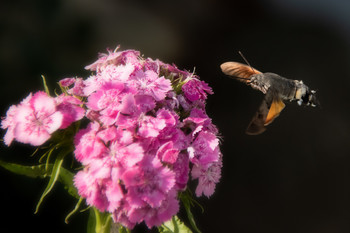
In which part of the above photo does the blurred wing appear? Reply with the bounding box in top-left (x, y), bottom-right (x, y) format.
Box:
top-left (220, 62), bottom-right (261, 83)
top-left (264, 98), bottom-right (285, 126)
top-left (246, 91), bottom-right (285, 135)
top-left (245, 97), bottom-right (269, 135)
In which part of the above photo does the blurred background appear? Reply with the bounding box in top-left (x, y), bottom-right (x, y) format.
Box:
top-left (1, 0), bottom-right (350, 232)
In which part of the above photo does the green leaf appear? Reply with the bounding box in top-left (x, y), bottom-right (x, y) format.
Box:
top-left (159, 215), bottom-right (193, 233)
top-left (87, 208), bottom-right (112, 233)
top-left (87, 208), bottom-right (97, 233)
top-left (180, 193), bottom-right (202, 233)
top-left (65, 197), bottom-right (84, 223)
top-left (0, 159), bottom-right (79, 199)
top-left (35, 153), bottom-right (65, 213)
top-left (41, 75), bottom-right (50, 95)
top-left (1, 160), bottom-right (79, 203)
top-left (57, 162), bottom-right (79, 198)
top-left (0, 160), bottom-right (51, 178)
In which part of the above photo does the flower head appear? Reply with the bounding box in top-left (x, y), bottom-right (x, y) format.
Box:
top-left (74, 47), bottom-right (222, 228)
top-left (1, 46), bottom-right (223, 230)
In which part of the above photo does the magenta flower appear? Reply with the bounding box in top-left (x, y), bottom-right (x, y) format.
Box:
top-left (156, 141), bottom-right (179, 164)
top-left (187, 130), bottom-right (220, 167)
top-left (173, 152), bottom-right (190, 190)
top-left (127, 189), bottom-right (179, 228)
top-left (123, 156), bottom-right (175, 208)
top-left (182, 78), bottom-right (213, 102)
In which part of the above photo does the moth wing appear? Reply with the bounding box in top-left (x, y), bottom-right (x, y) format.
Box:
top-left (245, 97), bottom-right (269, 135)
top-left (246, 91), bottom-right (285, 135)
top-left (220, 62), bottom-right (261, 83)
top-left (264, 98), bottom-right (285, 126)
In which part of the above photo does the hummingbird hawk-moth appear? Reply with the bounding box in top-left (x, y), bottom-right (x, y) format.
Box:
top-left (220, 60), bottom-right (319, 135)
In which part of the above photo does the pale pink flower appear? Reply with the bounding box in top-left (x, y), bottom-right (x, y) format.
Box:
top-left (85, 48), bottom-right (140, 72)
top-left (83, 64), bottom-right (135, 96)
top-left (1, 105), bottom-right (18, 145)
top-left (2, 93), bottom-right (34, 146)
top-left (86, 82), bottom-right (126, 125)
top-left (192, 158), bottom-right (222, 197)
top-left (108, 140), bottom-right (144, 168)
top-left (137, 115), bottom-right (167, 138)
top-left (131, 70), bottom-right (172, 101)
top-left (13, 92), bottom-right (63, 146)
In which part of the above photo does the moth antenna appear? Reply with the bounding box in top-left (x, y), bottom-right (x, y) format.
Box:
top-left (238, 51), bottom-right (255, 73)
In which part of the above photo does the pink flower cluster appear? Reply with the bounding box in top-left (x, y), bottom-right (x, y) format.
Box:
top-left (1, 47), bottom-right (222, 229)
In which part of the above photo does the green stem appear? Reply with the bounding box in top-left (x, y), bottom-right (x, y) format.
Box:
top-left (93, 208), bottom-right (112, 233)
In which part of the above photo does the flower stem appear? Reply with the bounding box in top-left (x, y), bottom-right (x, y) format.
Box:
top-left (90, 208), bottom-right (112, 233)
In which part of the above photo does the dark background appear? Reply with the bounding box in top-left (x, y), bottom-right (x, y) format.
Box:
top-left (1, 0), bottom-right (350, 232)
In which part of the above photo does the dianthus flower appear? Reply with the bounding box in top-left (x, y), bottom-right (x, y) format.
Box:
top-left (1, 46), bottom-right (223, 230)
top-left (2, 91), bottom-right (84, 146)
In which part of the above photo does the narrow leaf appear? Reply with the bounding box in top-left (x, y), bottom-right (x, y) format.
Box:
top-left (65, 197), bottom-right (83, 223)
top-left (181, 195), bottom-right (202, 233)
top-left (0, 160), bottom-right (50, 178)
top-left (58, 164), bottom-right (79, 198)
top-left (0, 159), bottom-right (79, 199)
top-left (35, 152), bottom-right (65, 213)
top-left (41, 75), bottom-right (50, 95)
